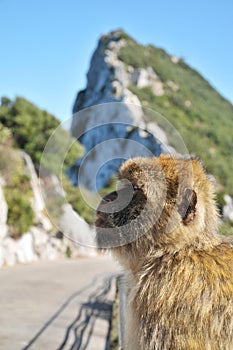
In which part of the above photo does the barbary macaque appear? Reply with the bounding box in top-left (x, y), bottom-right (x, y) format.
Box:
top-left (95, 155), bottom-right (233, 350)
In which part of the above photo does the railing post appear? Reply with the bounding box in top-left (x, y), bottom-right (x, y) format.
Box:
top-left (118, 274), bottom-right (127, 350)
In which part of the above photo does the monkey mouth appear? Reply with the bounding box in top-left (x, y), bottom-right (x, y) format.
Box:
top-left (95, 211), bottom-right (113, 228)
top-left (95, 186), bottom-right (148, 250)
top-left (95, 186), bottom-right (146, 227)
top-left (95, 213), bottom-right (105, 228)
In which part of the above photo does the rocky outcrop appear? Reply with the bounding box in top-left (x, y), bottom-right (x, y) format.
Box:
top-left (0, 228), bottom-right (67, 267)
top-left (223, 195), bottom-right (233, 222)
top-left (70, 30), bottom-right (173, 191)
top-left (69, 103), bottom-right (163, 191)
top-left (59, 204), bottom-right (96, 254)
top-left (72, 31), bottom-right (166, 113)
top-left (0, 177), bottom-right (8, 241)
top-left (72, 33), bottom-right (138, 112)
top-left (0, 218), bottom-right (95, 268)
top-left (0, 151), bottom-right (94, 268)
top-left (21, 151), bottom-right (53, 231)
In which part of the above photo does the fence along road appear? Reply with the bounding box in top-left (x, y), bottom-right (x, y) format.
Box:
top-left (0, 256), bottom-right (120, 350)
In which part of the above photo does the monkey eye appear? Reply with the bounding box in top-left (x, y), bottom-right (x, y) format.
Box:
top-left (117, 180), bottom-right (142, 192)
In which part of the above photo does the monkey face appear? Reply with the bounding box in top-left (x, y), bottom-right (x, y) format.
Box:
top-left (95, 157), bottom-right (169, 249)
top-left (95, 182), bottom-right (148, 248)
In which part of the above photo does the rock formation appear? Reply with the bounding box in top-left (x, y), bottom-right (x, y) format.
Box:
top-left (0, 151), bottom-right (94, 268)
top-left (70, 30), bottom-right (173, 191)
top-left (0, 177), bottom-right (8, 241)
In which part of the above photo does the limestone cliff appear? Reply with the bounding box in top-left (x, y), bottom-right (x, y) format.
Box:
top-left (0, 150), bottom-right (94, 268)
top-left (70, 29), bottom-right (233, 202)
top-left (70, 30), bottom-right (172, 191)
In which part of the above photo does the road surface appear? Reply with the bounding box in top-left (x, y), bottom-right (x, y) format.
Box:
top-left (0, 256), bottom-right (120, 350)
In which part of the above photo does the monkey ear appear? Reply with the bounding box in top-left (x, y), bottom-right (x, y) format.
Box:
top-left (178, 188), bottom-right (197, 225)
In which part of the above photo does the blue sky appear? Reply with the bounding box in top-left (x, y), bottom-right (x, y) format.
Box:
top-left (0, 0), bottom-right (232, 120)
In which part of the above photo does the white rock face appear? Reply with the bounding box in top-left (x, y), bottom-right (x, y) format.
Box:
top-left (171, 55), bottom-right (180, 64)
top-left (133, 67), bottom-right (164, 96)
top-left (16, 233), bottom-right (36, 264)
top-left (31, 226), bottom-right (50, 257)
top-left (70, 30), bottom-right (172, 191)
top-left (136, 68), bottom-right (155, 88)
top-left (59, 203), bottom-right (96, 255)
top-left (0, 247), bottom-right (4, 267)
top-left (72, 33), bottom-right (165, 114)
top-left (21, 151), bottom-right (53, 231)
top-left (31, 226), bottom-right (66, 260)
top-left (0, 223), bottom-right (87, 268)
top-left (2, 237), bottom-right (17, 266)
top-left (1, 232), bottom-right (37, 267)
top-left (167, 80), bottom-right (180, 92)
top-left (223, 195), bottom-right (233, 221)
top-left (1, 236), bottom-right (35, 266)
top-left (0, 177), bottom-right (8, 240)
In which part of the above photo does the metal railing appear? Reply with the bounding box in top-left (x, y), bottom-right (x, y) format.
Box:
top-left (118, 274), bottom-right (127, 350)
top-left (106, 274), bottom-right (127, 350)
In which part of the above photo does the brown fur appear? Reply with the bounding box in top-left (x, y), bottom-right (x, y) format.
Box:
top-left (95, 155), bottom-right (233, 349)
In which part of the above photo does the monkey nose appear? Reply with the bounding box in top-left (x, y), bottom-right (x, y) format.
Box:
top-left (97, 191), bottom-right (119, 212)
top-left (97, 188), bottom-right (134, 214)
top-left (103, 191), bottom-right (118, 203)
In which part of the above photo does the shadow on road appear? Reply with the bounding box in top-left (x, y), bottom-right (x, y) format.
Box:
top-left (22, 275), bottom-right (116, 350)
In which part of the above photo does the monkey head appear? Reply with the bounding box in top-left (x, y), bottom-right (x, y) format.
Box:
top-left (95, 155), bottom-right (219, 270)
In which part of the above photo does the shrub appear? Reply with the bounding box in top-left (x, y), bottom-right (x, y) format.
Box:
top-left (218, 220), bottom-right (233, 236)
top-left (63, 177), bottom-right (94, 225)
top-left (0, 97), bottom-right (83, 170)
top-left (1, 147), bottom-right (35, 239)
top-left (5, 188), bottom-right (34, 238)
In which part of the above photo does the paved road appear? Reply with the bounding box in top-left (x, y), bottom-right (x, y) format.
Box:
top-left (0, 256), bottom-right (120, 350)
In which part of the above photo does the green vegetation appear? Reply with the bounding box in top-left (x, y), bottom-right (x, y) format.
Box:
top-left (117, 32), bottom-right (233, 196)
top-left (0, 122), bottom-right (12, 144)
top-left (109, 290), bottom-right (119, 350)
top-left (109, 278), bottom-right (120, 350)
top-left (63, 177), bottom-right (95, 225)
top-left (0, 96), bottom-right (84, 237)
top-left (219, 220), bottom-right (233, 236)
top-left (65, 245), bottom-right (72, 258)
top-left (0, 144), bottom-right (34, 238)
top-left (5, 187), bottom-right (34, 238)
top-left (0, 97), bottom-right (83, 172)
top-left (0, 122), bottom-right (34, 238)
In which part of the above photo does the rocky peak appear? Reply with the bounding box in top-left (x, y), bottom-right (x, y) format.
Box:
top-left (70, 30), bottom-right (172, 191)
top-left (72, 30), bottom-right (166, 114)
top-left (73, 30), bottom-right (140, 112)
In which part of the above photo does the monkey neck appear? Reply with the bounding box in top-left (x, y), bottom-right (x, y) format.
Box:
top-left (157, 226), bottom-right (221, 252)
top-left (115, 200), bottom-right (221, 275)
top-left (128, 225), bottom-right (222, 276)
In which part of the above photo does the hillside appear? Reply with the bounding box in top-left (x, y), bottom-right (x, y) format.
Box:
top-left (0, 97), bottom-right (91, 267)
top-left (72, 29), bottom-right (233, 200)
top-left (117, 31), bottom-right (233, 195)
